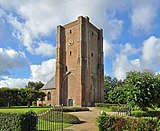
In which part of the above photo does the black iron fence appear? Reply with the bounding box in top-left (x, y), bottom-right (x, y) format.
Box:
top-left (36, 105), bottom-right (63, 131)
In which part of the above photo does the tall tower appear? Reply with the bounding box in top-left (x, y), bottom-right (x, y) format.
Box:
top-left (56, 16), bottom-right (104, 107)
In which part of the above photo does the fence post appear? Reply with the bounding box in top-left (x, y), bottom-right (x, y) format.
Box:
top-left (61, 104), bottom-right (63, 131)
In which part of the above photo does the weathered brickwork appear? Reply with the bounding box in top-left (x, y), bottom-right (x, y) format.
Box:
top-left (39, 16), bottom-right (104, 107)
top-left (56, 16), bottom-right (104, 106)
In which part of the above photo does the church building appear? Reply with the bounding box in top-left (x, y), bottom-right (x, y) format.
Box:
top-left (39, 16), bottom-right (104, 107)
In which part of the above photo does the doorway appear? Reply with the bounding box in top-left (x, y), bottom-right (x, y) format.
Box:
top-left (68, 99), bottom-right (73, 106)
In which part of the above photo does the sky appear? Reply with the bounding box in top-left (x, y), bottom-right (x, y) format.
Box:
top-left (0, 0), bottom-right (160, 88)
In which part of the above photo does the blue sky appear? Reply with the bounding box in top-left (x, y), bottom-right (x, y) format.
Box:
top-left (0, 0), bottom-right (160, 88)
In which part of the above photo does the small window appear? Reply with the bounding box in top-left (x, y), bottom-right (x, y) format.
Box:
top-left (66, 66), bottom-right (68, 71)
top-left (70, 51), bottom-right (72, 55)
top-left (91, 52), bottom-right (94, 57)
top-left (47, 92), bottom-right (51, 100)
top-left (92, 31), bottom-right (94, 36)
top-left (91, 85), bottom-right (93, 90)
top-left (70, 30), bottom-right (72, 34)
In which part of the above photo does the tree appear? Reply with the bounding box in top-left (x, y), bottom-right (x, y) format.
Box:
top-left (25, 81), bottom-right (44, 90)
top-left (21, 88), bottom-right (45, 107)
top-left (125, 71), bottom-right (160, 110)
top-left (104, 76), bottom-right (125, 103)
top-left (0, 87), bottom-right (46, 107)
top-left (107, 87), bottom-right (127, 104)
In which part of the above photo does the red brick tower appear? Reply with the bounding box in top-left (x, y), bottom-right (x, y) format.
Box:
top-left (56, 16), bottom-right (104, 106)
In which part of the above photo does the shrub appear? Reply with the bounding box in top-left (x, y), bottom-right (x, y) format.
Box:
top-left (63, 113), bottom-right (80, 124)
top-left (97, 112), bottom-right (160, 131)
top-left (49, 106), bottom-right (89, 112)
top-left (63, 107), bottom-right (89, 112)
top-left (131, 111), bottom-right (160, 118)
top-left (0, 111), bottom-right (37, 131)
top-left (96, 103), bottom-right (129, 112)
top-left (39, 110), bottom-right (80, 124)
top-left (95, 103), bottom-right (119, 107)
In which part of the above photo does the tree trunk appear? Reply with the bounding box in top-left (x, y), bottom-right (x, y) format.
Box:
top-left (27, 101), bottom-right (31, 107)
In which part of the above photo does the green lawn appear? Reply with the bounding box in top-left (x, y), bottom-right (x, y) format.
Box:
top-left (0, 106), bottom-right (72, 130)
top-left (0, 106), bottom-right (49, 113)
top-left (38, 119), bottom-right (72, 131)
top-left (97, 107), bottom-right (113, 112)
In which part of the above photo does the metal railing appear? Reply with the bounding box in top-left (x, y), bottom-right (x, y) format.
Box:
top-left (36, 105), bottom-right (63, 131)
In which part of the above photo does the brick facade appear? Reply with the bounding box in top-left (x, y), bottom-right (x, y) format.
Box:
top-left (39, 16), bottom-right (104, 107)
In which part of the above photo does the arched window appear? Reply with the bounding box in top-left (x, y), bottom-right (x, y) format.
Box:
top-left (47, 92), bottom-right (51, 100)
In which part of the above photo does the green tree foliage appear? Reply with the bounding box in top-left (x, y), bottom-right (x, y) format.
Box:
top-left (0, 87), bottom-right (46, 107)
top-left (107, 87), bottom-right (127, 104)
top-left (25, 81), bottom-right (44, 90)
top-left (105, 71), bottom-right (160, 110)
top-left (125, 71), bottom-right (160, 110)
top-left (104, 76), bottom-right (124, 103)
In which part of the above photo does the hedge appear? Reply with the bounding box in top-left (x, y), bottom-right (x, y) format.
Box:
top-left (0, 111), bottom-right (37, 131)
top-left (95, 103), bottom-right (119, 107)
top-left (39, 109), bottom-right (80, 124)
top-left (131, 111), bottom-right (160, 118)
top-left (97, 112), bottom-right (160, 131)
top-left (63, 107), bottom-right (89, 112)
top-left (45, 107), bottom-right (89, 112)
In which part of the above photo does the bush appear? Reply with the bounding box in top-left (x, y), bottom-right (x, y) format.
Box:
top-left (96, 103), bottom-right (129, 112)
top-left (47, 106), bottom-right (89, 112)
top-left (131, 111), bottom-right (160, 118)
top-left (40, 109), bottom-right (80, 124)
top-left (63, 107), bottom-right (89, 112)
top-left (97, 112), bottom-right (160, 131)
top-left (0, 111), bottom-right (37, 131)
top-left (95, 103), bottom-right (117, 107)
top-left (63, 113), bottom-right (80, 124)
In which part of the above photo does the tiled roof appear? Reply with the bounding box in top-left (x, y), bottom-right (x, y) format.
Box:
top-left (40, 75), bottom-right (56, 90)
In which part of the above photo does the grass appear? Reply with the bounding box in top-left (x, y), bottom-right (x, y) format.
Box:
top-left (0, 106), bottom-right (49, 113)
top-left (38, 119), bottom-right (72, 131)
top-left (97, 107), bottom-right (113, 112)
top-left (0, 106), bottom-right (74, 130)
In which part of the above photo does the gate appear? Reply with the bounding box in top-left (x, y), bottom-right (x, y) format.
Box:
top-left (37, 105), bottom-right (63, 131)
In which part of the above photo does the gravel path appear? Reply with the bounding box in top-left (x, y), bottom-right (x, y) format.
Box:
top-left (64, 107), bottom-right (101, 131)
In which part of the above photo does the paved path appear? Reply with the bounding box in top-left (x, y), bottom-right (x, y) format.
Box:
top-left (64, 107), bottom-right (101, 131)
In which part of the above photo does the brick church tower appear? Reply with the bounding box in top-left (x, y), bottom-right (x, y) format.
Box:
top-left (55, 16), bottom-right (104, 107)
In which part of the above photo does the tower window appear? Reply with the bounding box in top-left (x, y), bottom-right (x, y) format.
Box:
top-left (70, 51), bottom-right (72, 55)
top-left (47, 92), bottom-right (51, 100)
top-left (92, 31), bottom-right (94, 36)
top-left (91, 52), bottom-right (94, 57)
top-left (70, 30), bottom-right (72, 34)
top-left (91, 85), bottom-right (93, 90)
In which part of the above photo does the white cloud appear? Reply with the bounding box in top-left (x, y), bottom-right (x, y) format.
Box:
top-left (113, 37), bottom-right (160, 80)
top-left (121, 43), bottom-right (140, 55)
top-left (142, 36), bottom-right (160, 69)
top-left (0, 48), bottom-right (29, 76)
top-left (30, 59), bottom-right (56, 83)
top-left (113, 43), bottom-right (140, 79)
top-left (0, 0), bottom-right (128, 56)
top-left (105, 18), bottom-right (123, 41)
top-left (103, 39), bottom-right (115, 57)
top-left (131, 0), bottom-right (159, 34)
top-left (0, 77), bottom-right (29, 88)
top-left (113, 54), bottom-right (141, 80)
top-left (0, 58), bottom-right (56, 88)
top-left (35, 42), bottom-right (56, 57)
top-left (142, 36), bottom-right (160, 61)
